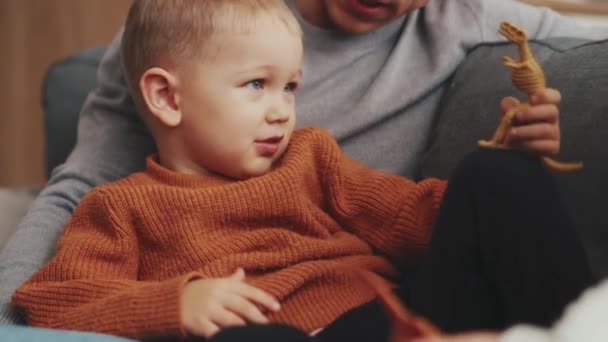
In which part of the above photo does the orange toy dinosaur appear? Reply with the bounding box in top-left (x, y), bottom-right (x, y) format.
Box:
top-left (357, 270), bottom-right (440, 342)
top-left (478, 21), bottom-right (583, 172)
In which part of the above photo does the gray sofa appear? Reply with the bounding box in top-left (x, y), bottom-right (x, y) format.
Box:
top-left (8, 37), bottom-right (608, 280)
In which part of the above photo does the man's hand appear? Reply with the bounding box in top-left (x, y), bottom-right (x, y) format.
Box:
top-left (502, 88), bottom-right (562, 156)
top-left (180, 268), bottom-right (281, 338)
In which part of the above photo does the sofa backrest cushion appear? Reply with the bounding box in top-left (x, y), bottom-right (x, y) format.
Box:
top-left (420, 37), bottom-right (608, 278)
top-left (42, 46), bottom-right (106, 178)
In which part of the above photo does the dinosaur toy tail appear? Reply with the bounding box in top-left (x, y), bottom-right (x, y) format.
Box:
top-left (542, 157), bottom-right (583, 172)
top-left (356, 270), bottom-right (440, 342)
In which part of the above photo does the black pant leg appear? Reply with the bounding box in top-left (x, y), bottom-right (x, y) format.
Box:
top-left (208, 324), bottom-right (314, 342)
top-left (315, 300), bottom-right (390, 342)
top-left (401, 148), bottom-right (595, 333)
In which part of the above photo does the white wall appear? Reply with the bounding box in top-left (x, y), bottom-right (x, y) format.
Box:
top-left (570, 14), bottom-right (608, 26)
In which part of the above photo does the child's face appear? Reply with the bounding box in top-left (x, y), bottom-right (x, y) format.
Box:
top-left (298, 0), bottom-right (429, 34)
top-left (175, 17), bottom-right (302, 180)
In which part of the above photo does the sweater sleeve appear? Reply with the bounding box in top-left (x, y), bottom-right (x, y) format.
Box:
top-left (320, 133), bottom-right (448, 263)
top-left (11, 189), bottom-right (199, 339)
top-left (0, 30), bottom-right (155, 325)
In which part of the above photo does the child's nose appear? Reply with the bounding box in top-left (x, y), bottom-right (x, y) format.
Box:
top-left (265, 110), bottom-right (290, 123)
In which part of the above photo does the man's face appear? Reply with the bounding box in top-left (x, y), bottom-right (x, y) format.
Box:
top-left (173, 17), bottom-right (302, 180)
top-left (298, 0), bottom-right (429, 34)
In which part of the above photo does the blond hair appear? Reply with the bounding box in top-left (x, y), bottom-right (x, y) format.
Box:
top-left (121, 0), bottom-right (301, 111)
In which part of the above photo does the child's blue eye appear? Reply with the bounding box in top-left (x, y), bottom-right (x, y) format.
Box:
top-left (246, 79), bottom-right (264, 90)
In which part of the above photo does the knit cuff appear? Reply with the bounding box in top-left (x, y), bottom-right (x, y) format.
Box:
top-left (388, 179), bottom-right (448, 260)
top-left (14, 272), bottom-right (203, 339)
top-left (116, 272), bottom-right (202, 338)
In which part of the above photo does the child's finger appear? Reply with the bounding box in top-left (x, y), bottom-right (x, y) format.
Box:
top-left (224, 295), bottom-right (270, 324)
top-left (192, 319), bottom-right (221, 339)
top-left (211, 309), bottom-right (247, 328)
top-left (229, 268), bottom-right (246, 280)
top-left (530, 88), bottom-right (561, 105)
top-left (234, 282), bottom-right (281, 312)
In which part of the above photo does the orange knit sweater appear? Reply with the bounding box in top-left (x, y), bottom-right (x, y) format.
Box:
top-left (12, 127), bottom-right (447, 340)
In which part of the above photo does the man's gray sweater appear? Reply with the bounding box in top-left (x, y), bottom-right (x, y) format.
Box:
top-left (1, 0), bottom-right (606, 324)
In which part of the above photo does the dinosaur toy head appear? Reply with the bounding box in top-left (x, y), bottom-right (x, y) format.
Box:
top-left (499, 21), bottom-right (528, 44)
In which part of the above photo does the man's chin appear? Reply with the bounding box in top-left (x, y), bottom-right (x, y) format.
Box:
top-left (328, 9), bottom-right (388, 34)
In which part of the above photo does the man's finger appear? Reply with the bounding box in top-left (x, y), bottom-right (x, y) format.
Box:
top-left (500, 96), bottom-right (520, 114)
top-left (510, 139), bottom-right (560, 156)
top-left (509, 123), bottom-right (559, 141)
top-left (514, 104), bottom-right (558, 125)
top-left (530, 88), bottom-right (561, 105)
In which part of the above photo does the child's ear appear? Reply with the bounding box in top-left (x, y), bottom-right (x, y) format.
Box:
top-left (140, 67), bottom-right (182, 127)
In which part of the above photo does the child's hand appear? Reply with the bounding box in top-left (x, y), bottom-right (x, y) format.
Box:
top-left (180, 268), bottom-right (281, 338)
top-left (502, 88), bottom-right (561, 156)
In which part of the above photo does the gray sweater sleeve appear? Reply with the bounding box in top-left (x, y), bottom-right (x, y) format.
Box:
top-left (0, 31), bottom-right (155, 325)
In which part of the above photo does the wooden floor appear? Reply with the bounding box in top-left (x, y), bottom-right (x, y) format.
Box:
top-left (0, 0), bottom-right (130, 187)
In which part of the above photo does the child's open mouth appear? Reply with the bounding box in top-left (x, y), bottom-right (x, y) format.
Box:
top-left (255, 136), bottom-right (284, 156)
